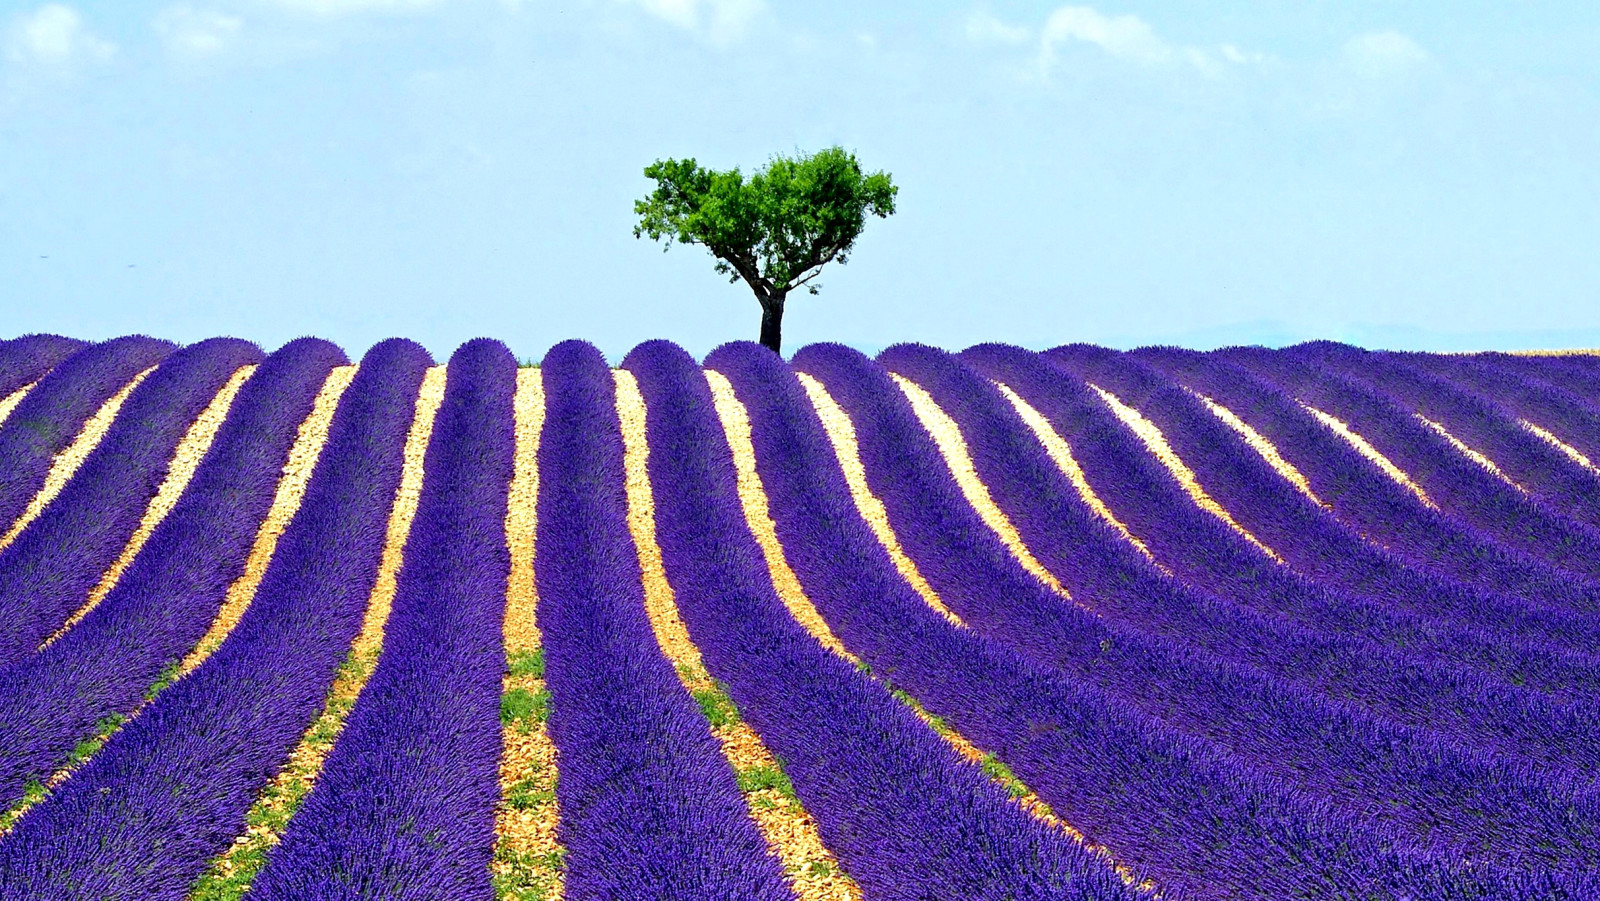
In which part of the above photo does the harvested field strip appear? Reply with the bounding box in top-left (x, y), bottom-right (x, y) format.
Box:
top-left (0, 342), bottom-right (432, 900)
top-left (1090, 384), bottom-right (1285, 561)
top-left (494, 366), bottom-right (564, 901)
top-left (0, 383), bottom-right (35, 428)
top-left (890, 373), bottom-right (1076, 600)
top-left (726, 372), bottom-right (1132, 886)
top-left (794, 371), bottom-right (961, 627)
top-left (0, 365), bottom-right (154, 551)
top-left (534, 341), bottom-right (786, 900)
top-left (1416, 413), bottom-right (1526, 491)
top-left (245, 343), bottom-right (512, 899)
top-left (1067, 347), bottom-right (1600, 659)
top-left (713, 343), bottom-right (1158, 898)
top-left (1226, 347), bottom-right (1600, 597)
top-left (801, 342), bottom-right (1556, 899)
top-left (708, 377), bottom-right (863, 668)
top-left (189, 363), bottom-right (445, 900)
top-left (179, 364), bottom-right (357, 675)
top-left (0, 345), bottom-right (347, 835)
top-left (1098, 349), bottom-right (1600, 704)
top-left (1405, 353), bottom-right (1600, 466)
top-left (881, 347), bottom-right (1600, 868)
top-left (1524, 420), bottom-right (1600, 477)
top-left (691, 345), bottom-right (1146, 899)
top-left (1147, 349), bottom-right (1600, 601)
top-left (0, 338), bottom-right (264, 666)
top-left (946, 346), bottom-right (1600, 782)
top-left (1256, 347), bottom-right (1600, 574)
top-left (618, 368), bottom-right (858, 901)
top-left (977, 346), bottom-right (1600, 705)
top-left (1343, 351), bottom-right (1600, 528)
top-left (47, 364), bottom-right (257, 645)
top-left (993, 380), bottom-right (1160, 564)
top-left (0, 336), bottom-right (174, 537)
top-left (1195, 394), bottom-right (1327, 507)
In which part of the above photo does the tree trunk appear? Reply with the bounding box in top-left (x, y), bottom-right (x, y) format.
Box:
top-left (758, 294), bottom-right (786, 355)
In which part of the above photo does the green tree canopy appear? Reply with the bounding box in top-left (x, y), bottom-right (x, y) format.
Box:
top-left (633, 146), bottom-right (896, 354)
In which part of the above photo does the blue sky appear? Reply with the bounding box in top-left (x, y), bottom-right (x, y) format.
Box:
top-left (3, 1), bottom-right (1598, 361)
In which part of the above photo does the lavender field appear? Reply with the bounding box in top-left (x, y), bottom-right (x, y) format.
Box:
top-left (2, 334), bottom-right (1600, 900)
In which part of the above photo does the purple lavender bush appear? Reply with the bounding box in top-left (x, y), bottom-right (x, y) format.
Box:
top-left (0, 337), bottom-right (345, 806)
top-left (969, 343), bottom-right (1600, 706)
top-left (778, 341), bottom-right (1548, 900)
top-left (647, 338), bottom-right (1143, 900)
top-left (0, 336), bottom-right (263, 664)
top-left (1408, 352), bottom-right (1600, 462)
top-left (0, 335), bottom-right (174, 531)
top-left (0, 334), bottom-right (86, 398)
top-left (534, 339), bottom-right (789, 901)
top-left (248, 338), bottom-right (516, 900)
top-left (1051, 345), bottom-right (1600, 656)
top-left (0, 339), bottom-right (431, 901)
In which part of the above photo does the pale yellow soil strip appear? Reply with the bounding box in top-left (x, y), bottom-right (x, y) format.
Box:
top-left (0, 383), bottom-right (36, 428)
top-left (1523, 422), bottom-right (1600, 479)
top-left (1192, 394), bottom-right (1327, 508)
top-left (44, 366), bottom-right (258, 647)
top-left (0, 366), bottom-right (156, 552)
top-left (889, 374), bottom-right (1081, 602)
top-left (188, 365), bottom-right (446, 901)
top-left (716, 371), bottom-right (1155, 896)
top-left (1509, 349), bottom-right (1600, 357)
top-left (1092, 385), bottom-right (1284, 563)
top-left (616, 370), bottom-right (858, 901)
top-left (494, 368), bottom-right (565, 901)
top-left (1415, 414), bottom-right (1526, 493)
top-left (993, 380), bottom-right (1161, 566)
top-left (792, 372), bottom-right (963, 628)
top-left (0, 366), bottom-right (356, 840)
top-left (178, 366), bottom-right (358, 676)
top-left (1301, 405), bottom-right (1437, 510)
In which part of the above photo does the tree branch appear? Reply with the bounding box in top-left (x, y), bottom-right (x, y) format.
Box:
top-left (789, 266), bottom-right (825, 289)
top-left (722, 251), bottom-right (774, 298)
top-left (786, 241), bottom-right (847, 290)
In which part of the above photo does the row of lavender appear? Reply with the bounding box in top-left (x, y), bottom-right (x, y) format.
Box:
top-left (1, 334), bottom-right (1598, 898)
top-left (643, 341), bottom-right (1600, 899)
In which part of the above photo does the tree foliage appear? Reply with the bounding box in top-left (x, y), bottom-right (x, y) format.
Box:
top-left (633, 146), bottom-right (896, 353)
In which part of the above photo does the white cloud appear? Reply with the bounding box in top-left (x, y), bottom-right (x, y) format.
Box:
top-left (4, 4), bottom-right (115, 67)
top-left (258, 0), bottom-right (444, 15)
top-left (1342, 31), bottom-right (1428, 79)
top-left (965, 10), bottom-right (1030, 45)
top-left (1002, 5), bottom-right (1263, 78)
top-left (156, 6), bottom-right (243, 57)
top-left (624, 0), bottom-right (764, 45)
top-left (1041, 6), bottom-right (1172, 66)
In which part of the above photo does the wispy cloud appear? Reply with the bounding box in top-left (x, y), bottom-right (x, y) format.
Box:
top-left (1040, 6), bottom-right (1174, 66)
top-left (623, 0), bottom-right (765, 45)
top-left (968, 5), bottom-right (1264, 79)
top-left (1341, 31), bottom-right (1429, 79)
top-left (155, 5), bottom-right (244, 57)
top-left (965, 9), bottom-right (1030, 45)
top-left (4, 4), bottom-right (115, 67)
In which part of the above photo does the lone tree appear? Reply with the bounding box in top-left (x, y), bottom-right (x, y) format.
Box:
top-left (633, 146), bottom-right (897, 355)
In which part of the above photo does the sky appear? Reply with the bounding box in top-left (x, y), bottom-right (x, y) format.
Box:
top-left (3, 1), bottom-right (1598, 362)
